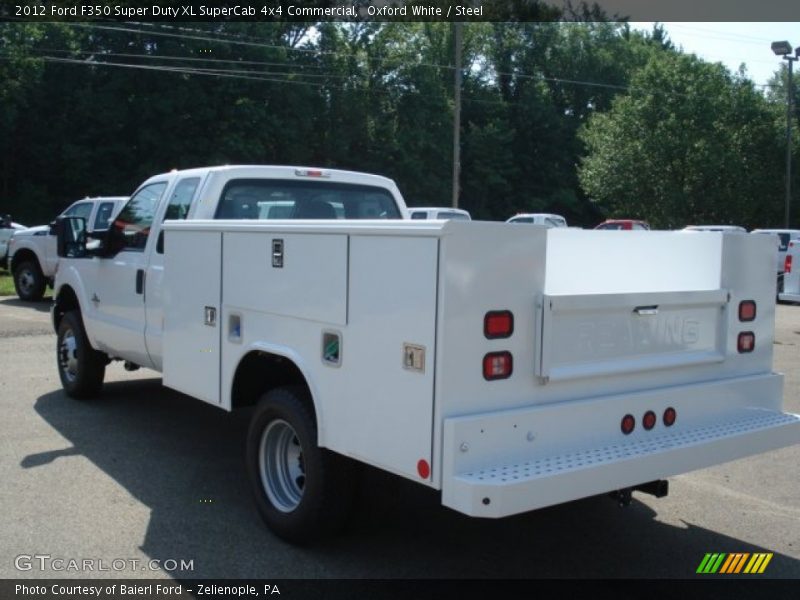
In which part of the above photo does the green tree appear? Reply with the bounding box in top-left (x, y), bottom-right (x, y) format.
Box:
top-left (579, 52), bottom-right (785, 229)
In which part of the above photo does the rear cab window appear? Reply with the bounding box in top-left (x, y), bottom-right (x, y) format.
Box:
top-left (214, 179), bottom-right (402, 220)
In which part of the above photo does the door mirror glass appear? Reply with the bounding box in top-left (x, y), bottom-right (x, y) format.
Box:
top-left (55, 217), bottom-right (88, 258)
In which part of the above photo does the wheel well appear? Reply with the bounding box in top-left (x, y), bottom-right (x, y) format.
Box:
top-left (231, 351), bottom-right (315, 415)
top-left (10, 249), bottom-right (39, 273)
top-left (53, 285), bottom-right (80, 331)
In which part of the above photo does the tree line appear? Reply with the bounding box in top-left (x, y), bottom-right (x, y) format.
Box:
top-left (1, 18), bottom-right (797, 229)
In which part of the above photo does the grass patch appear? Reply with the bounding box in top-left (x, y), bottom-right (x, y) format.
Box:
top-left (0, 270), bottom-right (17, 296)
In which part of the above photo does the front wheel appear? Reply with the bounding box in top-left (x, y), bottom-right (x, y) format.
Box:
top-left (57, 310), bottom-right (106, 398)
top-left (14, 259), bottom-right (46, 301)
top-left (246, 386), bottom-right (357, 544)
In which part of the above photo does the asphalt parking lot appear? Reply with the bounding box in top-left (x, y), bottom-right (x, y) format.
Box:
top-left (0, 296), bottom-right (798, 580)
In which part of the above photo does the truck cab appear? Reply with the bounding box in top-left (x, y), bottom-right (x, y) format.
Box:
top-left (52, 166), bottom-right (408, 372)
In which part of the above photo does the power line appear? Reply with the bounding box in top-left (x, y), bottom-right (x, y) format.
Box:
top-left (18, 48), bottom-right (357, 79)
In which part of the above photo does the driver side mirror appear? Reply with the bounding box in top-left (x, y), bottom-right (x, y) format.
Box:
top-left (54, 216), bottom-right (89, 258)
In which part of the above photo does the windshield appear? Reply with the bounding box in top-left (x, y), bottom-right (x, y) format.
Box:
top-left (215, 179), bottom-right (401, 220)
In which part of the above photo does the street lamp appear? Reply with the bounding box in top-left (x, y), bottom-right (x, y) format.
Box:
top-left (772, 41), bottom-right (799, 228)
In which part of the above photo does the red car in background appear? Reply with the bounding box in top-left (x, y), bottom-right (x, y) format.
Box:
top-left (594, 219), bottom-right (650, 230)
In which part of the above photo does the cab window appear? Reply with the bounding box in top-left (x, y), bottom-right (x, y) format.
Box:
top-left (63, 202), bottom-right (93, 221)
top-left (112, 183), bottom-right (167, 251)
top-left (93, 202), bottom-right (117, 231)
top-left (164, 178), bottom-right (200, 221)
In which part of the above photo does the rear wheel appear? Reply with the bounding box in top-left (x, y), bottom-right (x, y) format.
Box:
top-left (246, 386), bottom-right (357, 544)
top-left (57, 310), bottom-right (106, 398)
top-left (13, 259), bottom-right (46, 301)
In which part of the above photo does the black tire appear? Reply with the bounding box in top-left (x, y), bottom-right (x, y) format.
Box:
top-left (13, 259), bottom-right (46, 301)
top-left (56, 310), bottom-right (106, 399)
top-left (246, 386), bottom-right (358, 544)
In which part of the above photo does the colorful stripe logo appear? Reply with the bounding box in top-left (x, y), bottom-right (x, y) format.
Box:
top-left (696, 552), bottom-right (773, 574)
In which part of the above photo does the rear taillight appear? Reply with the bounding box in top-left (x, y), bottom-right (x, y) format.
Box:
top-left (482, 352), bottom-right (513, 380)
top-left (737, 332), bottom-right (755, 353)
top-left (621, 414), bottom-right (635, 435)
top-left (663, 407), bottom-right (677, 427)
top-left (643, 411), bottom-right (656, 430)
top-left (738, 300), bottom-right (756, 322)
top-left (484, 310), bottom-right (514, 339)
top-left (785, 254), bottom-right (792, 274)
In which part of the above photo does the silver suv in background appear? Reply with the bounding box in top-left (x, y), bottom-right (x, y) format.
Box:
top-left (8, 197), bottom-right (127, 301)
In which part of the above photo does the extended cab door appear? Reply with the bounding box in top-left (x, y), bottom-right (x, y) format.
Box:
top-left (87, 182), bottom-right (168, 368)
top-left (143, 176), bottom-right (204, 371)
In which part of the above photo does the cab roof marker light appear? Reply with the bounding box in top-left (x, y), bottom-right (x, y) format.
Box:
top-left (295, 169), bottom-right (330, 178)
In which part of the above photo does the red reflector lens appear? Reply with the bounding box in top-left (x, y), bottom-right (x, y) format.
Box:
top-left (663, 407), bottom-right (677, 427)
top-left (484, 311), bottom-right (514, 339)
top-left (737, 332), bottom-right (755, 353)
top-left (738, 300), bottom-right (756, 322)
top-left (621, 414), bottom-right (635, 435)
top-left (786, 254), bottom-right (793, 274)
top-left (417, 459), bottom-right (430, 479)
top-left (482, 352), bottom-right (513, 380)
top-left (643, 411), bottom-right (656, 430)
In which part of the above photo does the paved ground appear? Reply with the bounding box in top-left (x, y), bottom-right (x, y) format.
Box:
top-left (0, 296), bottom-right (798, 579)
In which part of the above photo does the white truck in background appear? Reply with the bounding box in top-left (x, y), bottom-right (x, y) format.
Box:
top-left (52, 165), bottom-right (800, 543)
top-left (0, 217), bottom-right (27, 271)
top-left (778, 240), bottom-right (800, 303)
top-left (9, 197), bottom-right (126, 300)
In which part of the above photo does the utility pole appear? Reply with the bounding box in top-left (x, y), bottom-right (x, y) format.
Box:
top-left (785, 57), bottom-right (795, 228)
top-left (772, 40), bottom-right (799, 228)
top-left (452, 22), bottom-right (462, 209)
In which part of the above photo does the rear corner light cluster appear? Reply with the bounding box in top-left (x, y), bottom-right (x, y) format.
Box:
top-left (621, 407), bottom-right (676, 435)
top-left (736, 300), bottom-right (756, 353)
top-left (483, 351), bottom-right (513, 380)
top-left (785, 254), bottom-right (793, 274)
top-left (483, 310), bottom-right (514, 380)
top-left (484, 310), bottom-right (514, 339)
top-left (738, 300), bottom-right (756, 322)
top-left (737, 332), bottom-right (755, 353)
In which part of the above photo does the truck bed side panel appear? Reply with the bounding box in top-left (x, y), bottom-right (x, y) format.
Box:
top-left (163, 230), bottom-right (222, 405)
top-left (334, 235), bottom-right (439, 482)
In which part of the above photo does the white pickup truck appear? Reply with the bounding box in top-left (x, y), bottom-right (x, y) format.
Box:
top-left (9, 197), bottom-right (126, 300)
top-left (52, 165), bottom-right (800, 544)
top-left (778, 240), bottom-right (800, 303)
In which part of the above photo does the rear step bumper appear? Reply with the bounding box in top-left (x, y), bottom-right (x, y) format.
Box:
top-left (441, 374), bottom-right (800, 518)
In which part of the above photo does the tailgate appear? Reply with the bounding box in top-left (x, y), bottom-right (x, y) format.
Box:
top-left (536, 289), bottom-right (728, 382)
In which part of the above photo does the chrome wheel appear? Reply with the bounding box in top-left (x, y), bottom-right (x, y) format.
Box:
top-left (58, 327), bottom-right (79, 383)
top-left (17, 268), bottom-right (35, 296)
top-left (259, 419), bottom-right (305, 512)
